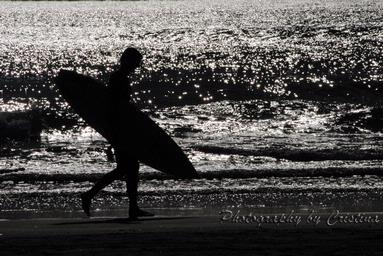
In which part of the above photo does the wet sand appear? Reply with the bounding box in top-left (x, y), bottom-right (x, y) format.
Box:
top-left (1, 212), bottom-right (383, 255)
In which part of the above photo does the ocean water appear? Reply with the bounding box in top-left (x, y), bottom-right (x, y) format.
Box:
top-left (1, 0), bottom-right (383, 216)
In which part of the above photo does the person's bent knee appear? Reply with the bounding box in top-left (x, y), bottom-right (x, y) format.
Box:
top-left (117, 160), bottom-right (139, 171)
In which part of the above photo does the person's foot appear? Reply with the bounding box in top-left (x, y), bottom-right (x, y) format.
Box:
top-left (129, 208), bottom-right (155, 220)
top-left (80, 192), bottom-right (92, 217)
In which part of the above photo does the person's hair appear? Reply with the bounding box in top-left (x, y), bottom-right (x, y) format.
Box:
top-left (120, 47), bottom-right (142, 67)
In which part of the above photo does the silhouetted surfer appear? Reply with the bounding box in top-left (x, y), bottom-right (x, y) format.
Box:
top-left (81, 48), bottom-right (154, 219)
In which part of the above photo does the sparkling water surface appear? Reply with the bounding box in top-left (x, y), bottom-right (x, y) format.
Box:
top-left (1, 0), bottom-right (383, 214)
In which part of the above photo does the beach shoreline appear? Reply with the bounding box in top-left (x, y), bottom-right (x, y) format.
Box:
top-left (1, 211), bottom-right (383, 255)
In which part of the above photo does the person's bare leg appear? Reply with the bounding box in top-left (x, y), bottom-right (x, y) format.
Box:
top-left (125, 159), bottom-right (154, 219)
top-left (81, 168), bottom-right (124, 216)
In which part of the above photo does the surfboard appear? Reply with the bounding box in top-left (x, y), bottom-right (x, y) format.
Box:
top-left (55, 70), bottom-right (198, 179)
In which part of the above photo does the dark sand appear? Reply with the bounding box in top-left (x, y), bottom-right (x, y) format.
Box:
top-left (1, 212), bottom-right (383, 255)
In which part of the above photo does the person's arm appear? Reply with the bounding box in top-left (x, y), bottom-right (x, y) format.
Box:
top-left (122, 76), bottom-right (132, 103)
top-left (107, 73), bottom-right (119, 130)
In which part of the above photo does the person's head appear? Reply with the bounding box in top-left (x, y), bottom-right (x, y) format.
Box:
top-left (119, 47), bottom-right (143, 74)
